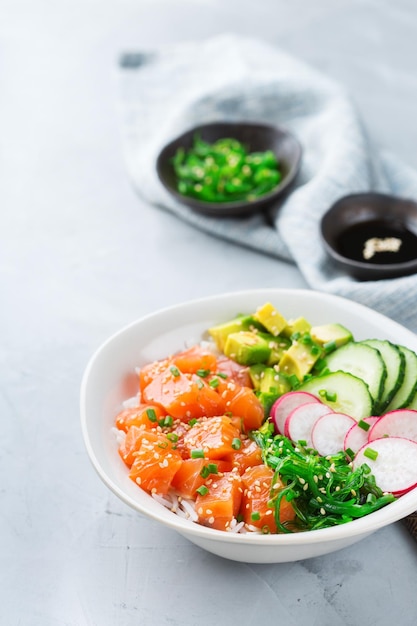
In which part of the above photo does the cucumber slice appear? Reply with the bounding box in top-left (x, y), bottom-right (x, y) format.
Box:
top-left (298, 371), bottom-right (373, 421)
top-left (361, 339), bottom-right (405, 413)
top-left (385, 345), bottom-right (417, 412)
top-left (323, 342), bottom-right (386, 409)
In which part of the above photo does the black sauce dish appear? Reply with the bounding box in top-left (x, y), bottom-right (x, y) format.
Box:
top-left (320, 192), bottom-right (417, 281)
top-left (156, 121), bottom-right (302, 217)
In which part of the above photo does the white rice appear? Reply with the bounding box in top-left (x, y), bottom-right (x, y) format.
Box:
top-left (111, 426), bottom-right (126, 446)
top-left (122, 395), bottom-right (141, 409)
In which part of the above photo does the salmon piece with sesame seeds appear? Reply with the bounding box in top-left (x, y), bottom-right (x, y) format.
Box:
top-left (195, 472), bottom-right (242, 531)
top-left (224, 437), bottom-right (264, 474)
top-left (171, 458), bottom-right (233, 499)
top-left (138, 357), bottom-right (173, 394)
top-left (142, 369), bottom-right (225, 421)
top-left (127, 429), bottom-right (183, 495)
top-left (221, 384), bottom-right (265, 432)
top-left (171, 345), bottom-right (218, 375)
top-left (118, 425), bottom-right (145, 467)
top-left (181, 415), bottom-right (242, 460)
top-left (215, 355), bottom-right (253, 388)
top-left (115, 404), bottom-right (166, 432)
top-left (241, 465), bottom-right (295, 533)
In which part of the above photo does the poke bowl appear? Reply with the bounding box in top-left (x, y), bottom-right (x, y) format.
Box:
top-left (80, 288), bottom-right (417, 563)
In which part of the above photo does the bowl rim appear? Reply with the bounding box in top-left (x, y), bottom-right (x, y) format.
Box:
top-left (155, 120), bottom-right (302, 214)
top-left (80, 287), bottom-right (417, 547)
top-left (320, 192), bottom-right (417, 272)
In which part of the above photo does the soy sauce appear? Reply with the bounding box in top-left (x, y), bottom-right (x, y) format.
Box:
top-left (336, 219), bottom-right (417, 265)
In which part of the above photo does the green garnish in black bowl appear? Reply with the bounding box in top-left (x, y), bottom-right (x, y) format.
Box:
top-left (156, 122), bottom-right (302, 217)
top-left (173, 135), bottom-right (282, 203)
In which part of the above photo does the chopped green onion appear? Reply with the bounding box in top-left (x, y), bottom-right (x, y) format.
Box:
top-left (323, 340), bottom-right (337, 353)
top-left (364, 447), bottom-right (379, 461)
top-left (358, 419), bottom-right (371, 432)
top-left (196, 368), bottom-right (210, 377)
top-left (196, 378), bottom-right (204, 390)
top-left (216, 371), bottom-right (228, 379)
top-left (232, 438), bottom-right (242, 450)
top-left (146, 408), bottom-right (157, 423)
top-left (170, 366), bottom-right (180, 377)
top-left (345, 447), bottom-right (355, 459)
top-left (200, 466), bottom-right (210, 479)
top-left (314, 358), bottom-right (327, 371)
top-left (188, 418), bottom-right (199, 427)
top-left (196, 485), bottom-right (209, 496)
top-left (251, 511), bottom-right (261, 521)
top-left (166, 433), bottom-right (179, 443)
top-left (161, 416), bottom-right (173, 428)
top-left (200, 463), bottom-right (219, 479)
top-left (209, 377), bottom-right (219, 388)
top-left (288, 374), bottom-right (299, 388)
top-left (318, 389), bottom-right (337, 402)
top-left (191, 449), bottom-right (205, 459)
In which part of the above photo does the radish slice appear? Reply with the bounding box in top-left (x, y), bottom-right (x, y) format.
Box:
top-left (344, 417), bottom-right (379, 457)
top-left (368, 409), bottom-right (417, 444)
top-left (284, 402), bottom-right (333, 446)
top-left (353, 437), bottom-right (417, 495)
top-left (311, 412), bottom-right (356, 456)
top-left (270, 392), bottom-right (320, 435)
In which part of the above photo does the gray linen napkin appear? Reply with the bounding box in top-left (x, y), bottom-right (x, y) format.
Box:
top-left (118, 34), bottom-right (417, 332)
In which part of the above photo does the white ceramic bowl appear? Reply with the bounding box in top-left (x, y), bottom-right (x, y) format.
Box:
top-left (80, 288), bottom-right (417, 563)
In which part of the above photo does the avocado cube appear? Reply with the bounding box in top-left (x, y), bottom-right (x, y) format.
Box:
top-left (258, 333), bottom-right (291, 365)
top-left (257, 391), bottom-right (279, 417)
top-left (281, 317), bottom-right (312, 339)
top-left (253, 302), bottom-right (287, 336)
top-left (310, 323), bottom-right (353, 350)
top-left (208, 315), bottom-right (264, 350)
top-left (223, 331), bottom-right (271, 365)
top-left (259, 367), bottom-right (292, 395)
top-left (249, 363), bottom-right (267, 390)
top-left (278, 340), bottom-right (321, 381)
top-left (256, 368), bottom-right (293, 416)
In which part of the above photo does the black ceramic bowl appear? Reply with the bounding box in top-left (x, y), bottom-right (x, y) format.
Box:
top-left (321, 192), bottom-right (417, 280)
top-left (156, 121), bottom-right (302, 217)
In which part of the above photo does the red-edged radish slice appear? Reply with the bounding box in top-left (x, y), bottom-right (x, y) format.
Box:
top-left (368, 409), bottom-right (417, 444)
top-left (311, 412), bottom-right (356, 456)
top-left (344, 417), bottom-right (379, 458)
top-left (284, 402), bottom-right (333, 446)
top-left (353, 437), bottom-right (417, 495)
top-left (270, 392), bottom-right (320, 435)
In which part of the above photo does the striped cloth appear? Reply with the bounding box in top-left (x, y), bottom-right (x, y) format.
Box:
top-left (119, 34), bottom-right (417, 332)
